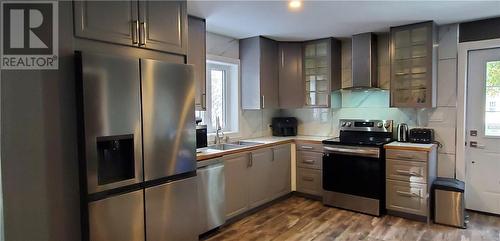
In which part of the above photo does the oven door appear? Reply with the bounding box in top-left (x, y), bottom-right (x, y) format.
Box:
top-left (323, 145), bottom-right (383, 200)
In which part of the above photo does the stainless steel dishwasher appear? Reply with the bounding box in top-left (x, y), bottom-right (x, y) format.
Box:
top-left (197, 158), bottom-right (225, 234)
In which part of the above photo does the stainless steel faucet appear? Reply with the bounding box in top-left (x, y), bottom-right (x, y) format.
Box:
top-left (214, 116), bottom-right (224, 144)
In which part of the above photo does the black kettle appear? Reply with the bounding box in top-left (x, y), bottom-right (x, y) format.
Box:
top-left (397, 123), bottom-right (409, 142)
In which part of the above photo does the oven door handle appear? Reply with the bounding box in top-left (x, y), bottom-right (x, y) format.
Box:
top-left (323, 146), bottom-right (379, 158)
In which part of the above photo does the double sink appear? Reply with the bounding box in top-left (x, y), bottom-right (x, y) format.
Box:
top-left (199, 141), bottom-right (263, 152)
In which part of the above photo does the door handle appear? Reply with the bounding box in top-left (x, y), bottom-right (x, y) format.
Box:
top-left (469, 141), bottom-right (485, 149)
top-left (302, 160), bottom-right (315, 164)
top-left (261, 95), bottom-right (265, 109)
top-left (132, 20), bottom-right (139, 44)
top-left (139, 22), bottom-right (146, 46)
top-left (300, 146), bottom-right (313, 150)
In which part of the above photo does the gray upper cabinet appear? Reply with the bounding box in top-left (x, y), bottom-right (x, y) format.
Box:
top-left (303, 38), bottom-right (341, 108)
top-left (390, 21), bottom-right (437, 108)
top-left (188, 16), bottom-right (206, 110)
top-left (74, 1), bottom-right (138, 46)
top-left (278, 42), bottom-right (304, 108)
top-left (138, 1), bottom-right (187, 55)
top-left (74, 0), bottom-right (187, 55)
top-left (240, 36), bottom-right (279, 110)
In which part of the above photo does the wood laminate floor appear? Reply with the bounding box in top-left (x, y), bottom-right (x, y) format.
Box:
top-left (207, 196), bottom-right (500, 241)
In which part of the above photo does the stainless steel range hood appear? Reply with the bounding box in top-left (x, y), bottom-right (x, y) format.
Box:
top-left (347, 33), bottom-right (378, 89)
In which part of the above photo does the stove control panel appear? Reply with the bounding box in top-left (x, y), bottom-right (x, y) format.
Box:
top-left (339, 119), bottom-right (393, 132)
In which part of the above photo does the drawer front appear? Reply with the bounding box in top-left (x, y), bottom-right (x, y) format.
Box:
top-left (386, 149), bottom-right (427, 162)
top-left (387, 159), bottom-right (427, 183)
top-left (296, 168), bottom-right (322, 196)
top-left (297, 151), bottom-right (323, 170)
top-left (386, 180), bottom-right (428, 216)
top-left (296, 142), bottom-right (323, 152)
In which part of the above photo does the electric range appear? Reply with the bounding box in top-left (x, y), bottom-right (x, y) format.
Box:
top-left (322, 119), bottom-right (394, 216)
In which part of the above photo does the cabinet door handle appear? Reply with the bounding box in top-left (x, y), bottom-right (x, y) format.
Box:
top-left (272, 149), bottom-right (275, 161)
top-left (248, 153), bottom-right (253, 167)
top-left (132, 20), bottom-right (139, 44)
top-left (301, 146), bottom-right (313, 150)
top-left (302, 159), bottom-right (315, 164)
top-left (396, 191), bottom-right (420, 198)
top-left (302, 176), bottom-right (314, 182)
top-left (396, 154), bottom-right (417, 160)
top-left (261, 95), bottom-right (265, 109)
top-left (201, 93), bottom-right (206, 109)
top-left (281, 51), bottom-right (284, 68)
top-left (139, 22), bottom-right (146, 46)
top-left (396, 170), bottom-right (421, 177)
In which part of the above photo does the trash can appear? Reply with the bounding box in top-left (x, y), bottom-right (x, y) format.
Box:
top-left (433, 177), bottom-right (467, 228)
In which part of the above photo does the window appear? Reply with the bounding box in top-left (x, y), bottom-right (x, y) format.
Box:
top-left (196, 58), bottom-right (239, 133)
top-left (485, 61), bottom-right (500, 136)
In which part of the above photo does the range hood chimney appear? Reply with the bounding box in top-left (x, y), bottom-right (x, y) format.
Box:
top-left (349, 33), bottom-right (378, 89)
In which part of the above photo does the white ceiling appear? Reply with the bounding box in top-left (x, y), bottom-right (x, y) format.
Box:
top-left (187, 0), bottom-right (500, 41)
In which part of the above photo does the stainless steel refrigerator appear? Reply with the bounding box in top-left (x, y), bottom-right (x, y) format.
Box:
top-left (75, 51), bottom-right (198, 241)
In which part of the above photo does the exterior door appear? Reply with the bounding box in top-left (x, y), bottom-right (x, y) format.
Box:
top-left (466, 47), bottom-right (500, 214)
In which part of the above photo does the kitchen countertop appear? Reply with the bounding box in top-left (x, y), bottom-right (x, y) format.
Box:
top-left (196, 135), bottom-right (331, 161)
top-left (384, 141), bottom-right (437, 152)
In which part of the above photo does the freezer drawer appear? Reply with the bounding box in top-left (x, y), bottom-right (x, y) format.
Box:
top-left (88, 190), bottom-right (145, 241)
top-left (145, 176), bottom-right (199, 241)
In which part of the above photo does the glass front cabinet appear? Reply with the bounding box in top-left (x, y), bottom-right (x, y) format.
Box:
top-left (390, 21), bottom-right (437, 108)
top-left (303, 38), bottom-right (341, 108)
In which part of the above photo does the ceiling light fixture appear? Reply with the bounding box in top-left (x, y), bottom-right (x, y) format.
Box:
top-left (289, 0), bottom-right (302, 10)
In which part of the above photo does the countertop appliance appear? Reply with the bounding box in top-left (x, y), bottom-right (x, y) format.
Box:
top-left (196, 124), bottom-right (208, 148)
top-left (197, 159), bottom-right (225, 234)
top-left (271, 117), bottom-right (297, 136)
top-left (397, 123), bottom-right (409, 142)
top-left (433, 178), bottom-right (467, 228)
top-left (410, 128), bottom-right (435, 144)
top-left (76, 52), bottom-right (198, 241)
top-left (322, 119), bottom-right (394, 216)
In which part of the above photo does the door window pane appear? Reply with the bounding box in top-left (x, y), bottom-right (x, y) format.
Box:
top-left (485, 61), bottom-right (500, 136)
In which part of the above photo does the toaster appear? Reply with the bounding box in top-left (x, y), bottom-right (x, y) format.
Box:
top-left (409, 128), bottom-right (435, 144)
top-left (271, 117), bottom-right (297, 136)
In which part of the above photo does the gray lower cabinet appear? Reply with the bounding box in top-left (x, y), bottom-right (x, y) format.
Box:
top-left (74, 0), bottom-right (187, 55)
top-left (248, 148), bottom-right (273, 208)
top-left (271, 144), bottom-right (292, 198)
top-left (385, 145), bottom-right (437, 222)
top-left (224, 144), bottom-right (291, 220)
top-left (278, 42), bottom-right (304, 108)
top-left (240, 36), bottom-right (279, 109)
top-left (188, 16), bottom-right (206, 110)
top-left (224, 152), bottom-right (250, 219)
top-left (295, 141), bottom-right (324, 197)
